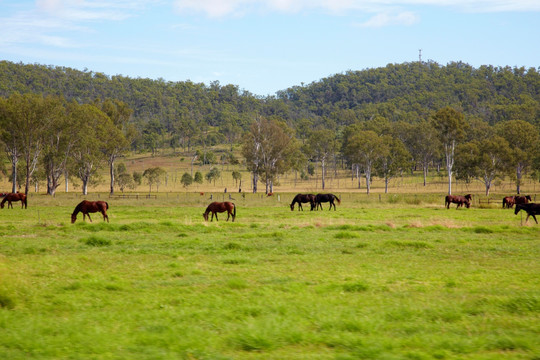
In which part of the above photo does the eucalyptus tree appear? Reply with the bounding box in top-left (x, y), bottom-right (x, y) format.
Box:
top-left (496, 120), bottom-right (540, 194)
top-left (344, 130), bottom-right (385, 194)
top-left (42, 100), bottom-right (79, 196)
top-left (99, 99), bottom-right (134, 195)
top-left (431, 107), bottom-right (468, 195)
top-left (242, 117), bottom-right (297, 194)
top-left (0, 93), bottom-right (62, 195)
top-left (142, 167), bottom-right (167, 193)
top-left (305, 129), bottom-right (337, 190)
top-left (455, 136), bottom-right (512, 196)
top-left (374, 136), bottom-right (411, 193)
top-left (70, 103), bottom-right (115, 195)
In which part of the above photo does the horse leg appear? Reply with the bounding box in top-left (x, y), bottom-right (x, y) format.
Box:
top-left (102, 211), bottom-right (109, 222)
top-left (87, 213), bottom-right (93, 222)
top-left (226, 211), bottom-right (230, 221)
top-left (531, 214), bottom-right (538, 224)
top-left (299, 202), bottom-right (303, 211)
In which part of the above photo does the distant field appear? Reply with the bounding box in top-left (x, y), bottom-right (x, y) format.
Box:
top-left (3, 150), bottom-right (540, 195)
top-left (0, 193), bottom-right (538, 359)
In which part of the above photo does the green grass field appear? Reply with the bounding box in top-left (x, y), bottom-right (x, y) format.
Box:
top-left (0, 193), bottom-right (539, 359)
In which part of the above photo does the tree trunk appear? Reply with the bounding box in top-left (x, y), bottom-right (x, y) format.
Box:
top-left (252, 172), bottom-right (258, 193)
top-left (321, 159), bottom-right (326, 190)
top-left (10, 156), bottom-right (17, 193)
top-left (109, 159), bottom-right (115, 195)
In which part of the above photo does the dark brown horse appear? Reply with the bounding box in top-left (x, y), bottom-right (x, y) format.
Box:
top-left (445, 194), bottom-right (471, 209)
top-left (71, 200), bottom-right (109, 223)
top-left (203, 201), bottom-right (236, 222)
top-left (1, 192), bottom-right (27, 209)
top-left (502, 196), bottom-right (515, 209)
top-left (514, 195), bottom-right (532, 205)
top-left (290, 194), bottom-right (316, 211)
top-left (315, 193), bottom-right (341, 211)
top-left (515, 203), bottom-right (540, 224)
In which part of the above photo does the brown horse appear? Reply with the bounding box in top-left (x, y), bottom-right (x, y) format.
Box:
top-left (71, 200), bottom-right (109, 223)
top-left (203, 201), bottom-right (236, 222)
top-left (514, 195), bottom-right (532, 205)
top-left (1, 192), bottom-right (27, 209)
top-left (502, 196), bottom-right (515, 209)
top-left (515, 203), bottom-right (540, 224)
top-left (290, 194), bottom-right (316, 211)
top-left (445, 194), bottom-right (471, 209)
top-left (315, 193), bottom-right (341, 211)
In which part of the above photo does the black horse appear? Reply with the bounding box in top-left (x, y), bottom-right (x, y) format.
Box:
top-left (515, 203), bottom-right (540, 224)
top-left (315, 193), bottom-right (341, 211)
top-left (290, 194), bottom-right (316, 211)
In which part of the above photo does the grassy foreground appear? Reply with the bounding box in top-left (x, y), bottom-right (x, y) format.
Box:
top-left (0, 193), bottom-right (539, 359)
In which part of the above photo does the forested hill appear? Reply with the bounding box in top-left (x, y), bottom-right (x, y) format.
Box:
top-left (277, 62), bottom-right (540, 128)
top-left (1, 60), bottom-right (539, 132)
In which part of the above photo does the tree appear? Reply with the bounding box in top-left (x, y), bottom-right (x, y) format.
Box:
top-left (205, 167), bottom-right (221, 186)
top-left (496, 120), bottom-right (540, 194)
top-left (305, 129), bottom-right (336, 190)
top-left (475, 137), bottom-right (512, 196)
top-left (180, 172), bottom-right (193, 188)
top-left (0, 93), bottom-right (62, 194)
top-left (344, 130), bottom-right (385, 194)
top-left (142, 167), bottom-right (166, 193)
top-left (41, 100), bottom-right (79, 196)
top-left (99, 99), bottom-right (134, 195)
top-left (232, 170), bottom-right (242, 187)
top-left (69, 103), bottom-right (113, 195)
top-left (242, 117), bottom-right (296, 194)
top-left (194, 171), bottom-right (203, 184)
top-left (375, 136), bottom-right (411, 193)
top-left (431, 107), bottom-right (467, 195)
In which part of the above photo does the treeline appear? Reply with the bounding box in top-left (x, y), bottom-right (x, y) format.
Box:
top-left (1, 60), bottom-right (540, 195)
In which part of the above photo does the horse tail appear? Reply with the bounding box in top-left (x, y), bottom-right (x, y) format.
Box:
top-left (335, 195), bottom-right (341, 204)
top-left (105, 202), bottom-right (109, 210)
top-left (233, 203), bottom-right (237, 220)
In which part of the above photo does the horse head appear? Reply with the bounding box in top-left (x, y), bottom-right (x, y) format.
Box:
top-left (71, 213), bottom-right (77, 223)
top-left (203, 212), bottom-right (209, 221)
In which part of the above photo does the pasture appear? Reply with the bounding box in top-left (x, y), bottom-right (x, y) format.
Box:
top-left (0, 193), bottom-right (539, 359)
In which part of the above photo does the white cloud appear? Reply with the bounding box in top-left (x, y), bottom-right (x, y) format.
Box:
top-left (358, 11), bottom-right (420, 28)
top-left (172, 0), bottom-right (540, 17)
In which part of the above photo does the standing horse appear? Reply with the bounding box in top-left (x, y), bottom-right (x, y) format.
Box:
top-left (514, 203), bottom-right (540, 224)
top-left (514, 195), bottom-right (532, 205)
top-left (315, 193), bottom-right (341, 211)
top-left (445, 194), bottom-right (471, 209)
top-left (1, 192), bottom-right (27, 209)
top-left (502, 196), bottom-right (515, 209)
top-left (290, 194), bottom-right (316, 211)
top-left (203, 201), bottom-right (236, 222)
top-left (71, 200), bottom-right (109, 223)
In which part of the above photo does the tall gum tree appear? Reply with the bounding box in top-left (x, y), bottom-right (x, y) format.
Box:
top-left (431, 107), bottom-right (467, 195)
top-left (242, 117), bottom-right (296, 194)
top-left (496, 120), bottom-right (540, 194)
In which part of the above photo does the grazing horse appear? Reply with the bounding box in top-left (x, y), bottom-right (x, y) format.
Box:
top-left (514, 195), bottom-right (532, 205)
top-left (445, 194), bottom-right (471, 209)
top-left (71, 200), bottom-right (109, 223)
top-left (203, 201), bottom-right (236, 222)
top-left (502, 196), bottom-right (515, 209)
top-left (290, 194), bottom-right (316, 211)
top-left (1, 192), bottom-right (27, 209)
top-left (514, 203), bottom-right (540, 224)
top-left (315, 193), bottom-right (341, 211)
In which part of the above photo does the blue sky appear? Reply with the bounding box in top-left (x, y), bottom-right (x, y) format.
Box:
top-left (1, 0), bottom-right (539, 96)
